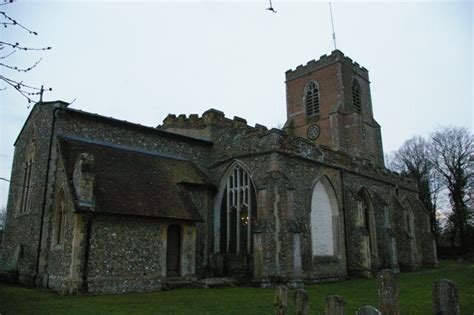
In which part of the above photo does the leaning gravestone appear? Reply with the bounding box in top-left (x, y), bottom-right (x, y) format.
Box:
top-left (293, 288), bottom-right (309, 315)
top-left (432, 279), bottom-right (460, 315)
top-left (377, 269), bottom-right (399, 315)
top-left (275, 285), bottom-right (288, 315)
top-left (325, 295), bottom-right (345, 315)
top-left (356, 305), bottom-right (382, 315)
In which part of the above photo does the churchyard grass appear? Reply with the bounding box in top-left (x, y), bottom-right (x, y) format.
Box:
top-left (0, 260), bottom-right (472, 314)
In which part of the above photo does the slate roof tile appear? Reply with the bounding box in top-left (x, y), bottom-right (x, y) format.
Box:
top-left (58, 136), bottom-right (210, 221)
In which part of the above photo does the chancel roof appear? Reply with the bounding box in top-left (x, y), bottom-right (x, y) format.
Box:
top-left (58, 136), bottom-right (211, 221)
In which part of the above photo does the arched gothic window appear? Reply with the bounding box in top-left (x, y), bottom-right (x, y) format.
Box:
top-left (357, 189), bottom-right (378, 265)
top-left (352, 79), bottom-right (362, 113)
top-left (19, 135), bottom-right (35, 215)
top-left (304, 81), bottom-right (320, 117)
top-left (219, 164), bottom-right (256, 255)
top-left (53, 191), bottom-right (66, 246)
top-left (310, 176), bottom-right (339, 256)
top-left (405, 203), bottom-right (415, 237)
top-left (404, 200), bottom-right (418, 261)
top-left (19, 160), bottom-right (33, 214)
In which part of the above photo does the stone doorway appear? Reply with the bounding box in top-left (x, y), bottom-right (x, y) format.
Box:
top-left (166, 225), bottom-right (181, 277)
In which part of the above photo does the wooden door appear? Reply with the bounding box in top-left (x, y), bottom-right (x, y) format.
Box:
top-left (166, 225), bottom-right (181, 277)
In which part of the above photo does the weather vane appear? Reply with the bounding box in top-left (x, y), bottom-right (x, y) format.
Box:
top-left (266, 0), bottom-right (277, 14)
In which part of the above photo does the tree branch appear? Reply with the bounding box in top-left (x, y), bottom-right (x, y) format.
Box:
top-left (0, 57), bottom-right (41, 72)
top-left (0, 41), bottom-right (51, 51)
top-left (1, 11), bottom-right (38, 35)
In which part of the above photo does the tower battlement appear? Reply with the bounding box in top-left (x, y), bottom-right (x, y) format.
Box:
top-left (160, 108), bottom-right (268, 138)
top-left (285, 50), bottom-right (369, 82)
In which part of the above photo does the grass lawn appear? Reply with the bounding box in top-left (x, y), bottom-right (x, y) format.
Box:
top-left (0, 260), bottom-right (473, 314)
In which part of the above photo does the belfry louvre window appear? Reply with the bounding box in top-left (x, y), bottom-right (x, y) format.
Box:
top-left (305, 81), bottom-right (320, 116)
top-left (352, 79), bottom-right (361, 113)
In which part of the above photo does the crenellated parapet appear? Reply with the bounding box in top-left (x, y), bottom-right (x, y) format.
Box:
top-left (159, 108), bottom-right (269, 140)
top-left (285, 49), bottom-right (369, 82)
top-left (161, 108), bottom-right (415, 191)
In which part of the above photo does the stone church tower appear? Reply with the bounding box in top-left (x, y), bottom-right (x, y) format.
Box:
top-left (284, 50), bottom-right (384, 166)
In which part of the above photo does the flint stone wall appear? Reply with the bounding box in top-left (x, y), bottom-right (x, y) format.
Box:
top-left (86, 215), bottom-right (196, 293)
top-left (1, 102), bottom-right (65, 285)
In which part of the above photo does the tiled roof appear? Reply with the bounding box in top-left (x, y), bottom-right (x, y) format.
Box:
top-left (58, 136), bottom-right (211, 221)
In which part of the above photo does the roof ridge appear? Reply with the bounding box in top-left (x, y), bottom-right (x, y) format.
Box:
top-left (61, 107), bottom-right (213, 144)
top-left (58, 135), bottom-right (188, 161)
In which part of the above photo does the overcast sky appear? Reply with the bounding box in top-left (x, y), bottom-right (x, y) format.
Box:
top-left (0, 1), bottom-right (472, 208)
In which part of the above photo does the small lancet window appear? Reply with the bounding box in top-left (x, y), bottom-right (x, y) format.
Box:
top-left (53, 191), bottom-right (66, 246)
top-left (305, 81), bottom-right (320, 117)
top-left (352, 79), bottom-right (361, 113)
top-left (19, 160), bottom-right (33, 214)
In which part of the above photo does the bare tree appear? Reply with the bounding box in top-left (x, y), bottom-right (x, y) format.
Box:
top-left (431, 126), bottom-right (473, 252)
top-left (387, 136), bottom-right (442, 238)
top-left (1, 0), bottom-right (52, 106)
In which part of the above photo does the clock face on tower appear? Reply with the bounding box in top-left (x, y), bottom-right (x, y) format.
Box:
top-left (307, 124), bottom-right (321, 140)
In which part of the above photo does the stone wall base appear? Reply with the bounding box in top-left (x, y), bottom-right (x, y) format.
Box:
top-left (86, 275), bottom-right (164, 294)
top-left (18, 272), bottom-right (35, 286)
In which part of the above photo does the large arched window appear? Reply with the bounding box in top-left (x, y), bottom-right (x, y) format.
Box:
top-left (310, 176), bottom-right (339, 256)
top-left (352, 79), bottom-right (362, 113)
top-left (218, 163), bottom-right (256, 255)
top-left (304, 81), bottom-right (320, 117)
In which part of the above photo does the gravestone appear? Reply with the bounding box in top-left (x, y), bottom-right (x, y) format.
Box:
top-left (357, 305), bottom-right (382, 315)
top-left (325, 295), bottom-right (345, 315)
top-left (293, 288), bottom-right (309, 315)
top-left (432, 279), bottom-right (459, 315)
top-left (275, 285), bottom-right (288, 315)
top-left (377, 269), bottom-right (399, 315)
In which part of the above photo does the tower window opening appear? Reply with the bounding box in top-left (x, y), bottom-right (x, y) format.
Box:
top-left (305, 81), bottom-right (320, 117)
top-left (352, 79), bottom-right (361, 113)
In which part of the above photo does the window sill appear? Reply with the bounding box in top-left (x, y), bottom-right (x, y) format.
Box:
top-left (405, 231), bottom-right (415, 239)
top-left (51, 244), bottom-right (64, 251)
top-left (312, 255), bottom-right (341, 264)
top-left (15, 211), bottom-right (30, 219)
top-left (305, 114), bottom-right (321, 122)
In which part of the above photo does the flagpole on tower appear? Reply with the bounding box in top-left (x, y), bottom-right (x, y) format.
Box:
top-left (329, 2), bottom-right (337, 50)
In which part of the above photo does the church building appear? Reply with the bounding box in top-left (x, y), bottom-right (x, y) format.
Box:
top-left (1, 50), bottom-right (438, 294)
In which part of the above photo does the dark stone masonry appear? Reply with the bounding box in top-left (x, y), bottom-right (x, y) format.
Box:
top-left (0, 50), bottom-right (437, 294)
